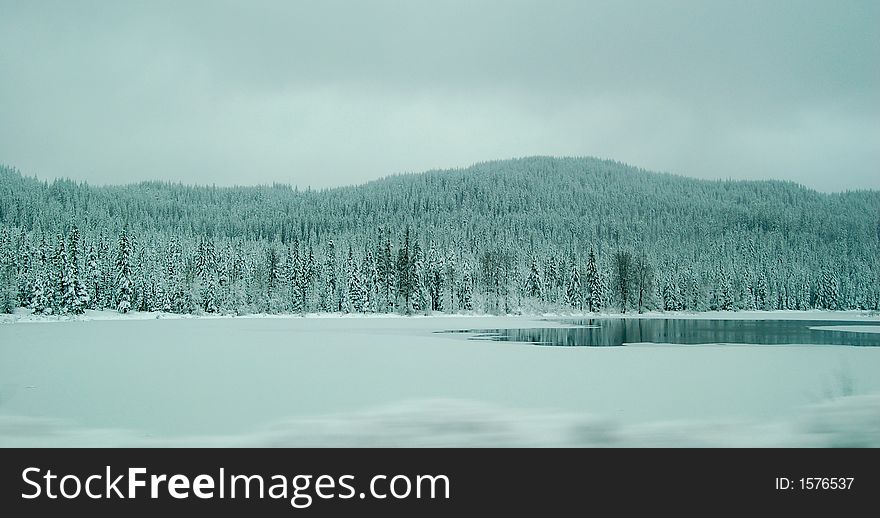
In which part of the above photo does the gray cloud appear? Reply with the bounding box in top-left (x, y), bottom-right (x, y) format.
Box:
top-left (1, 0), bottom-right (877, 191)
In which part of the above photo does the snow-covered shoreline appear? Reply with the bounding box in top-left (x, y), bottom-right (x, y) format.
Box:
top-left (3, 307), bottom-right (878, 325)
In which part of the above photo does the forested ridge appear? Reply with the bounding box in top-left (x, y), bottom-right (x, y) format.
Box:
top-left (1, 156), bottom-right (878, 316)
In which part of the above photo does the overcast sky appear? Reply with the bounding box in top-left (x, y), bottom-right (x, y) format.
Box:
top-left (1, 1), bottom-right (877, 192)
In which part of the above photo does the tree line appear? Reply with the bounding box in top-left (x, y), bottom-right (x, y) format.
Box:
top-left (1, 156), bottom-right (877, 315)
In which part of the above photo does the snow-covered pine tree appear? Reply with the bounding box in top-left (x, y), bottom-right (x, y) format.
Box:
top-left (162, 236), bottom-right (180, 312)
top-left (480, 249), bottom-right (497, 313)
top-left (0, 228), bottom-right (14, 313)
top-left (586, 248), bottom-right (602, 312)
top-left (31, 269), bottom-right (51, 314)
top-left (632, 253), bottom-right (654, 314)
top-left (66, 226), bottom-right (89, 314)
top-left (525, 254), bottom-right (543, 301)
top-left (743, 278), bottom-right (757, 311)
top-left (293, 244), bottom-right (306, 313)
top-left (198, 238), bottom-right (218, 313)
top-left (27, 237), bottom-right (46, 312)
top-left (213, 243), bottom-right (230, 312)
top-left (427, 243), bottom-right (444, 312)
top-left (662, 279), bottom-right (681, 311)
top-left (381, 233), bottom-right (395, 312)
top-left (458, 260), bottom-right (474, 311)
top-left (361, 247), bottom-right (377, 313)
top-left (304, 244), bottom-right (317, 312)
top-left (445, 251), bottom-right (456, 312)
top-left (342, 245), bottom-right (364, 313)
top-left (755, 272), bottom-right (769, 311)
top-left (14, 232), bottom-right (32, 308)
top-left (564, 253), bottom-right (582, 310)
top-left (131, 247), bottom-right (148, 312)
top-left (196, 237), bottom-right (218, 313)
top-left (94, 235), bottom-right (109, 309)
top-left (0, 226), bottom-right (8, 269)
top-left (226, 241), bottom-right (248, 314)
top-left (341, 245), bottom-right (355, 313)
top-left (115, 228), bottom-right (133, 313)
top-left (85, 243), bottom-right (100, 310)
top-left (320, 240), bottom-right (338, 312)
top-left (396, 229), bottom-right (413, 313)
top-left (49, 232), bottom-right (69, 313)
top-left (613, 250), bottom-right (633, 313)
top-left (265, 245), bottom-right (281, 312)
top-left (412, 241), bottom-right (428, 313)
top-left (718, 273), bottom-right (734, 311)
top-left (280, 244), bottom-right (294, 312)
top-left (796, 274), bottom-right (810, 311)
top-left (816, 268), bottom-right (839, 310)
top-left (0, 266), bottom-right (12, 313)
top-left (288, 240), bottom-right (303, 313)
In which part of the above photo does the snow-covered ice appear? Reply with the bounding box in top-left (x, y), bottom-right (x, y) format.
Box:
top-left (1, 312), bottom-right (878, 447)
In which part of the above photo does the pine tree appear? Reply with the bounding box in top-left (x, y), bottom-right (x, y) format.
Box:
top-left (0, 265), bottom-right (13, 313)
top-left (816, 268), bottom-right (839, 310)
top-left (445, 251), bottom-right (457, 311)
top-left (202, 277), bottom-right (217, 313)
top-left (586, 248), bottom-right (602, 312)
top-left (51, 232), bottom-right (69, 313)
top-left (755, 272), bottom-right (768, 311)
top-left (718, 274), bottom-right (734, 311)
top-left (100, 241), bottom-right (115, 309)
top-left (662, 279), bottom-right (681, 311)
top-left (86, 244), bottom-right (100, 309)
top-left (361, 247), bottom-right (377, 313)
top-left (613, 251), bottom-right (633, 313)
top-left (396, 228), bottom-right (413, 313)
top-left (163, 236), bottom-right (185, 312)
top-left (0, 228), bottom-right (13, 313)
top-left (289, 240), bottom-right (304, 313)
top-left (526, 255), bottom-right (544, 301)
top-left (131, 248), bottom-right (147, 311)
top-left (31, 269), bottom-right (51, 314)
top-left (458, 261), bottom-right (474, 311)
top-left (320, 240), bottom-right (338, 312)
top-left (65, 226), bottom-right (89, 314)
top-left (0, 227), bottom-right (8, 269)
top-left (202, 238), bottom-right (218, 313)
top-left (266, 246), bottom-right (280, 293)
top-left (412, 241), bottom-right (428, 313)
top-left (116, 228), bottom-right (133, 313)
top-left (261, 245), bottom-right (284, 312)
top-left (376, 229), bottom-right (394, 312)
top-left (564, 254), bottom-right (582, 310)
top-left (743, 280), bottom-right (757, 310)
top-left (27, 235), bottom-right (52, 313)
top-left (543, 254), bottom-right (559, 305)
top-left (633, 253), bottom-right (654, 314)
top-left (304, 244), bottom-right (317, 312)
top-left (341, 246), bottom-right (353, 313)
top-left (343, 245), bottom-right (364, 313)
top-left (427, 243), bottom-right (444, 311)
top-left (15, 232), bottom-right (32, 308)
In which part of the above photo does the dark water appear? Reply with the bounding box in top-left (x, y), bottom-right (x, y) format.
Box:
top-left (443, 319), bottom-right (880, 347)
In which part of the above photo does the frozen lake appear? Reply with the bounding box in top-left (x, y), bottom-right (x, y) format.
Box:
top-left (450, 318), bottom-right (880, 347)
top-left (1, 313), bottom-right (879, 446)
